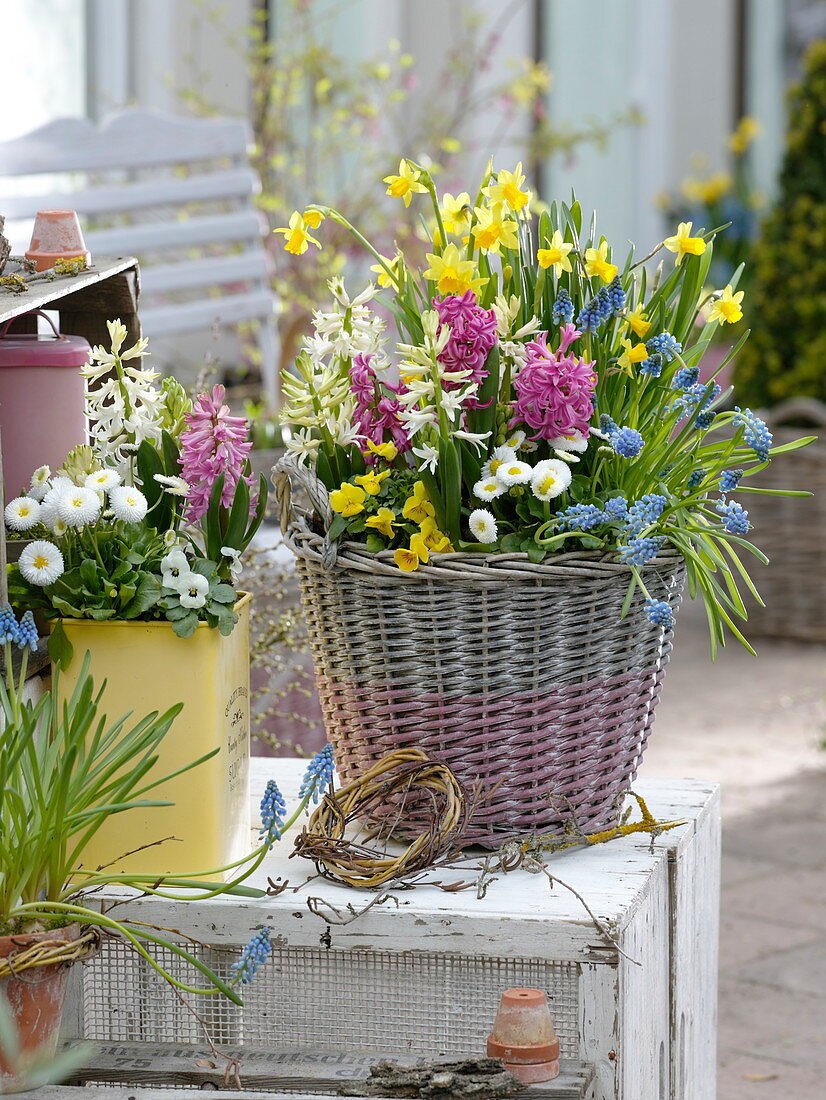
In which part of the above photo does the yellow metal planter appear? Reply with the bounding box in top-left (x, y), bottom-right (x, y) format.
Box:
top-left (55, 594), bottom-right (251, 879)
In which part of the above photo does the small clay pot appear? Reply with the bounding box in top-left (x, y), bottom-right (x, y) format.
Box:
top-left (487, 987), bottom-right (560, 1084)
top-left (25, 210), bottom-right (90, 271)
top-left (0, 923), bottom-right (81, 1091)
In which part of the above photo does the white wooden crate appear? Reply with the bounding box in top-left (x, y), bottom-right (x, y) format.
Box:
top-left (63, 760), bottom-right (720, 1100)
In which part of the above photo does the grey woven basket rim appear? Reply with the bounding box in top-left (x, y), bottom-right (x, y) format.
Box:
top-left (275, 452), bottom-right (685, 584)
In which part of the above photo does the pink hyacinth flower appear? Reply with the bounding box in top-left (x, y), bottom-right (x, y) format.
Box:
top-left (179, 384), bottom-right (254, 523)
top-left (510, 327), bottom-right (598, 441)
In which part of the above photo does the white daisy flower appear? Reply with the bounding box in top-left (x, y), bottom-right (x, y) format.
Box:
top-left (177, 572), bottom-right (209, 609)
top-left (488, 445), bottom-right (516, 476)
top-left (161, 548), bottom-right (190, 589)
top-left (549, 431), bottom-right (589, 453)
top-left (154, 474), bottom-right (191, 497)
top-left (19, 540), bottom-right (64, 586)
top-left (473, 478), bottom-right (505, 501)
top-left (495, 460), bottom-right (533, 488)
top-left (29, 465), bottom-right (51, 500)
top-left (162, 529), bottom-right (179, 549)
top-left (57, 486), bottom-right (102, 527)
top-left (469, 508), bottom-right (498, 544)
top-left (85, 469), bottom-right (122, 492)
top-left (108, 485), bottom-right (148, 523)
top-left (4, 496), bottom-right (42, 532)
top-left (531, 459), bottom-right (572, 501)
top-left (51, 517), bottom-right (68, 536)
top-left (503, 429), bottom-right (526, 450)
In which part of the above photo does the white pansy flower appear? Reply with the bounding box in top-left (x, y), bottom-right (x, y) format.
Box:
top-left (29, 466), bottom-right (51, 500)
top-left (85, 469), bottom-right (122, 492)
top-left (549, 430), bottom-right (589, 453)
top-left (177, 572), bottom-right (209, 609)
top-left (108, 485), bottom-right (148, 523)
top-left (411, 443), bottom-right (439, 474)
top-left (469, 508), bottom-right (498, 544)
top-left (161, 548), bottom-right (190, 589)
top-left (57, 486), bottom-right (102, 527)
top-left (4, 496), bottom-right (41, 532)
top-left (473, 478), bottom-right (505, 501)
top-left (495, 459), bottom-right (533, 488)
top-left (154, 474), bottom-right (191, 497)
top-left (530, 459), bottom-right (572, 501)
top-left (19, 540), bottom-right (64, 586)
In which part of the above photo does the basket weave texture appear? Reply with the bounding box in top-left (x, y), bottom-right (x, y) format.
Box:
top-left (276, 456), bottom-right (686, 847)
top-left (738, 399), bottom-right (826, 642)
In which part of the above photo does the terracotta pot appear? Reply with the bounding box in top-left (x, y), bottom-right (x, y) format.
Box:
top-left (487, 987), bottom-right (560, 1084)
top-left (0, 923), bottom-right (81, 1091)
top-left (25, 210), bottom-right (90, 272)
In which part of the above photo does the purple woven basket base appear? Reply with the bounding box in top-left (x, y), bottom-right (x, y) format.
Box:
top-left (321, 665), bottom-right (665, 847)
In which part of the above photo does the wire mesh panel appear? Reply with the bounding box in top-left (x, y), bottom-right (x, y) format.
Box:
top-left (82, 941), bottom-right (581, 1059)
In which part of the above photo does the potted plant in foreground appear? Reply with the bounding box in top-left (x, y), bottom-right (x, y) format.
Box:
top-left (5, 324), bottom-right (268, 876)
top-left (273, 160), bottom-right (811, 847)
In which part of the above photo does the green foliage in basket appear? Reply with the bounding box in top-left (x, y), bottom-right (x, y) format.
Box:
top-left (735, 40), bottom-right (826, 406)
top-left (277, 163), bottom-right (813, 653)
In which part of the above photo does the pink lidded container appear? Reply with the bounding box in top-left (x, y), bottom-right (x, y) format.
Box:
top-left (0, 312), bottom-right (89, 497)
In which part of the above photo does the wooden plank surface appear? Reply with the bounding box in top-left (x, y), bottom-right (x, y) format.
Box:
top-left (0, 256), bottom-right (138, 325)
top-left (60, 1041), bottom-right (593, 1098)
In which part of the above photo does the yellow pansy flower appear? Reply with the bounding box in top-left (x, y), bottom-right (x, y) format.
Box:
top-left (624, 307), bottom-right (651, 339)
top-left (365, 507), bottom-right (398, 539)
top-left (273, 211), bottom-right (321, 256)
top-left (472, 206), bottom-right (519, 253)
top-left (394, 533), bottom-right (430, 572)
top-left (355, 469), bottom-right (391, 495)
top-left (365, 440), bottom-right (398, 461)
top-left (440, 192), bottom-right (472, 235)
top-left (418, 518), bottom-right (453, 552)
top-left (618, 338), bottom-right (649, 374)
top-left (383, 159), bottom-right (428, 207)
top-left (584, 240), bottom-right (618, 283)
top-left (708, 285), bottom-right (744, 325)
top-left (483, 163), bottom-right (530, 211)
top-left (423, 243), bottom-right (487, 296)
top-left (329, 482), bottom-right (366, 517)
top-left (664, 222), bottom-right (707, 265)
top-left (402, 482), bottom-right (435, 524)
top-left (370, 254), bottom-right (401, 289)
top-left (536, 230), bottom-right (573, 277)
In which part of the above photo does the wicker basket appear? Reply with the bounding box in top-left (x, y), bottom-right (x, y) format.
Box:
top-left (276, 456), bottom-right (686, 847)
top-left (739, 398), bottom-right (826, 642)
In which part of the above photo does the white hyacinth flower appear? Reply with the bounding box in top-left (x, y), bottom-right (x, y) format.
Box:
top-left (495, 459), bottom-right (533, 488)
top-left (108, 485), bottom-right (148, 523)
top-left (29, 465), bottom-right (51, 500)
top-left (221, 546), bottom-right (243, 581)
top-left (161, 548), bottom-right (190, 589)
top-left (177, 572), bottom-right (209, 609)
top-left (530, 459), bottom-right (573, 501)
top-left (4, 496), bottom-right (42, 532)
top-left (57, 486), bottom-right (102, 527)
top-left (469, 508), bottom-right (498, 544)
top-left (154, 474), bottom-right (191, 497)
top-left (19, 540), bottom-right (64, 586)
top-left (411, 443), bottom-right (440, 474)
top-left (549, 430), bottom-right (589, 453)
top-left (85, 469), bottom-right (122, 492)
top-left (473, 478), bottom-right (505, 502)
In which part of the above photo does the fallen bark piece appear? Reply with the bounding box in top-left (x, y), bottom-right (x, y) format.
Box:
top-left (338, 1057), bottom-right (524, 1098)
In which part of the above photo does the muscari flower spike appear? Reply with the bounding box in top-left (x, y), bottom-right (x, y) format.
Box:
top-left (716, 499), bottom-right (751, 535)
top-left (606, 275), bottom-right (626, 313)
top-left (611, 427), bottom-right (645, 458)
top-left (646, 331), bottom-right (682, 363)
top-left (639, 353), bottom-right (663, 377)
top-left (624, 494), bottom-right (668, 536)
top-left (551, 288), bottom-right (574, 325)
top-left (644, 599), bottom-right (675, 630)
top-left (231, 929), bottom-right (271, 985)
top-left (259, 780), bottom-right (287, 848)
top-left (618, 535), bottom-right (666, 567)
top-left (604, 496), bottom-right (629, 521)
top-left (688, 468), bottom-right (708, 489)
top-left (672, 366), bottom-right (700, 390)
top-left (733, 407), bottom-right (772, 463)
top-left (299, 744), bottom-right (335, 805)
top-left (719, 468), bottom-right (744, 494)
top-left (557, 503), bottom-right (608, 531)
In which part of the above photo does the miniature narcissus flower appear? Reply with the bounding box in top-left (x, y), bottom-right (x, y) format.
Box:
top-left (583, 239), bottom-right (618, 283)
top-left (537, 230), bottom-right (573, 277)
top-left (664, 221), bottom-right (707, 264)
top-left (472, 206), bottom-right (519, 253)
top-left (618, 338), bottom-right (649, 374)
top-left (708, 285), bottom-right (744, 325)
top-left (383, 159), bottom-right (428, 207)
top-left (422, 244), bottom-right (487, 296)
top-left (273, 211), bottom-right (322, 255)
top-left (482, 163), bottom-right (530, 211)
top-left (624, 306), bottom-right (652, 338)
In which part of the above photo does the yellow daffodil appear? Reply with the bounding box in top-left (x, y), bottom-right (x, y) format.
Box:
top-left (329, 482), bottom-right (366, 517)
top-left (663, 221), bottom-right (707, 265)
top-left (472, 205), bottom-right (519, 253)
top-left (536, 230), bottom-right (573, 276)
top-left (394, 533), bottom-right (430, 572)
top-left (440, 192), bottom-right (472, 234)
top-left (483, 163), bottom-right (530, 211)
top-left (365, 440), bottom-right (398, 461)
top-left (273, 211), bottom-right (321, 256)
top-left (584, 240), bottom-right (618, 283)
top-left (708, 285), bottom-right (744, 325)
top-left (355, 469), bottom-right (391, 495)
top-left (370, 254), bottom-right (401, 288)
top-left (423, 243), bottom-right (487, 296)
top-left (624, 306), bottom-right (651, 338)
top-left (618, 338), bottom-right (649, 374)
top-left (383, 159), bottom-right (428, 207)
top-left (303, 209), bottom-right (324, 228)
top-left (729, 116), bottom-right (761, 155)
top-left (365, 507), bottom-right (398, 539)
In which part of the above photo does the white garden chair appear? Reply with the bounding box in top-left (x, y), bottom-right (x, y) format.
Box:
top-left (0, 109), bottom-right (279, 402)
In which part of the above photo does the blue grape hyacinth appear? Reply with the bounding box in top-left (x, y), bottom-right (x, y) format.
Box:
top-left (551, 288), bottom-right (574, 325)
top-left (611, 427), bottom-right (645, 458)
top-left (716, 499), bottom-right (751, 535)
top-left (259, 780), bottom-right (287, 848)
top-left (733, 408), bottom-right (772, 462)
top-left (644, 599), bottom-right (675, 630)
top-left (299, 744), bottom-right (335, 805)
top-left (231, 929), bottom-right (272, 985)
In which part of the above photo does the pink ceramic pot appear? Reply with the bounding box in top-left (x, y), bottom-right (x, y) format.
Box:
top-left (25, 210), bottom-right (90, 271)
top-left (0, 312), bottom-right (89, 497)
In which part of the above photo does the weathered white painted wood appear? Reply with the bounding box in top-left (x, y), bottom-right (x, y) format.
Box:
top-left (0, 110), bottom-right (279, 401)
top-left (0, 256), bottom-right (138, 326)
